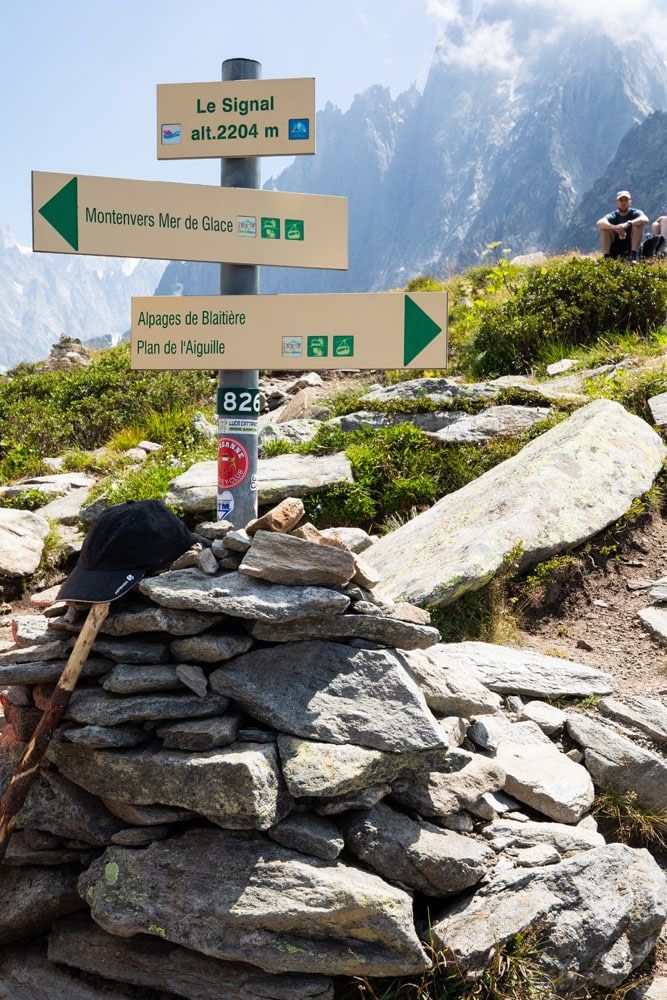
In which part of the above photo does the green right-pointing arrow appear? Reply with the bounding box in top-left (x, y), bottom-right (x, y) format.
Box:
top-left (38, 177), bottom-right (78, 251)
top-left (404, 295), bottom-right (442, 365)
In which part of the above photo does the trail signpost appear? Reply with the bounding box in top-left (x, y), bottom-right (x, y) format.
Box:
top-left (130, 292), bottom-right (447, 370)
top-left (31, 59), bottom-right (448, 529)
top-left (32, 171), bottom-right (346, 269)
top-left (157, 78), bottom-right (316, 158)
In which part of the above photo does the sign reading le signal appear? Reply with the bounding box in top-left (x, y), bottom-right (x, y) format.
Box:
top-left (32, 171), bottom-right (347, 270)
top-left (131, 292), bottom-right (448, 371)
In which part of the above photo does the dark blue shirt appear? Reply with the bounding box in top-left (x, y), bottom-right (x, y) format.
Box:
top-left (605, 208), bottom-right (643, 226)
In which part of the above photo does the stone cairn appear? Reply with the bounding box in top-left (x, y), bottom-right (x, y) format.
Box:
top-left (0, 497), bottom-right (665, 999)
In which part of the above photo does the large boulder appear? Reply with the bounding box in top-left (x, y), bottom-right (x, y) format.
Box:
top-left (363, 401), bottom-right (665, 606)
top-left (431, 844), bottom-right (667, 990)
top-left (167, 453), bottom-right (354, 513)
top-left (80, 828), bottom-right (429, 977)
top-left (0, 509), bottom-right (50, 577)
top-left (0, 866), bottom-right (84, 944)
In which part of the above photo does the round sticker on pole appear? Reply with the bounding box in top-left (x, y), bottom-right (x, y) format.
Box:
top-left (218, 437), bottom-right (250, 490)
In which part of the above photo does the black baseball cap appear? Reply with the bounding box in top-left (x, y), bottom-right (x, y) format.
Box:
top-left (57, 500), bottom-right (195, 604)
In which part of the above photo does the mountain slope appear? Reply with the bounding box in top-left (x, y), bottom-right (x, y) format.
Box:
top-left (554, 111), bottom-right (667, 252)
top-left (0, 230), bottom-right (166, 369)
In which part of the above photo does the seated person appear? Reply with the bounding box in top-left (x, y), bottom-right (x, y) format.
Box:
top-left (596, 191), bottom-right (648, 261)
top-left (651, 215), bottom-right (667, 239)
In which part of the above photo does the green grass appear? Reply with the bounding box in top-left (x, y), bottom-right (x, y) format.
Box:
top-left (593, 788), bottom-right (667, 852)
top-left (0, 343), bottom-right (214, 482)
top-left (338, 926), bottom-right (557, 1000)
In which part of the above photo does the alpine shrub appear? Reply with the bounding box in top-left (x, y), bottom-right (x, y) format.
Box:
top-left (468, 258), bottom-right (667, 377)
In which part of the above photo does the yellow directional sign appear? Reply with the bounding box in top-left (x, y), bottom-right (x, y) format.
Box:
top-left (157, 78), bottom-right (316, 159)
top-left (32, 171), bottom-right (347, 269)
top-left (130, 292), bottom-right (447, 370)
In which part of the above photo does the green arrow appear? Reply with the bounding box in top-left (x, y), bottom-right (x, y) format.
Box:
top-left (38, 177), bottom-right (78, 251)
top-left (404, 295), bottom-right (442, 365)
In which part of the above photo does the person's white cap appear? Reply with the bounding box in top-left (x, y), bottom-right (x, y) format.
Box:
top-left (616, 190), bottom-right (631, 199)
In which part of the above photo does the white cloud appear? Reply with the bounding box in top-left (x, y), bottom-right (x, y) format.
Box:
top-left (438, 19), bottom-right (522, 74)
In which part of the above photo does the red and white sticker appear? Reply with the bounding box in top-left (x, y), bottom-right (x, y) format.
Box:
top-left (217, 437), bottom-right (250, 489)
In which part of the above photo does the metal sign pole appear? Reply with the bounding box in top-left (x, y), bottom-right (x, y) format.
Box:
top-left (217, 57), bottom-right (261, 527)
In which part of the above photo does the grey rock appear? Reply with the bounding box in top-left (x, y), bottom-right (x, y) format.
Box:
top-left (63, 724), bottom-right (147, 749)
top-left (237, 727), bottom-right (276, 743)
top-left (567, 714), bottom-right (667, 812)
top-left (48, 914), bottom-right (334, 1000)
top-left (482, 817), bottom-right (605, 855)
top-left (36, 486), bottom-right (92, 525)
top-left (0, 685), bottom-right (32, 706)
top-left (44, 688), bottom-right (228, 726)
top-left (157, 714), bottom-right (241, 750)
top-left (101, 800), bottom-right (195, 826)
top-left (438, 716), bottom-right (468, 747)
top-left (3, 831), bottom-right (91, 866)
top-left (240, 531), bottom-right (356, 587)
top-left (248, 614), bottom-right (440, 650)
top-left (0, 868), bottom-right (83, 944)
top-left (320, 526), bottom-right (374, 553)
top-left (277, 737), bottom-right (449, 799)
top-left (88, 636), bottom-right (170, 663)
top-left (402, 648), bottom-right (502, 716)
top-left (137, 440), bottom-right (162, 452)
top-left (80, 828), bottom-right (428, 976)
top-left (315, 784), bottom-right (391, 815)
top-left (361, 377), bottom-right (497, 406)
top-left (0, 640), bottom-right (70, 664)
top-left (492, 722), bottom-right (595, 824)
top-left (427, 642), bottom-right (613, 698)
top-left (210, 640), bottom-right (444, 752)
top-left (0, 509), bottom-right (51, 577)
top-left (431, 844), bottom-right (667, 989)
top-left (100, 603), bottom-right (225, 636)
top-left (513, 844), bottom-right (561, 867)
top-left (167, 452), bottom-right (354, 512)
top-left (269, 813), bottom-right (344, 861)
top-left (259, 419), bottom-right (321, 451)
top-left (598, 695), bottom-right (667, 746)
top-left (171, 631), bottom-right (253, 663)
top-left (140, 568), bottom-right (350, 621)
top-left (48, 740), bottom-right (291, 830)
top-left (12, 614), bottom-right (57, 646)
top-left (192, 411), bottom-right (217, 440)
top-left (468, 715), bottom-right (512, 751)
top-left (649, 575), bottom-right (667, 602)
top-left (102, 662), bottom-right (183, 694)
top-left (0, 656), bottom-right (109, 685)
top-left (111, 825), bottom-right (170, 846)
top-left (364, 401), bottom-right (665, 606)
top-left (222, 528), bottom-right (253, 552)
top-left (196, 546), bottom-right (220, 574)
top-left (176, 663), bottom-right (208, 697)
top-left (392, 749), bottom-right (506, 817)
top-left (79, 496), bottom-right (109, 526)
top-left (639, 606), bottom-right (667, 644)
top-left (0, 747), bottom-right (123, 845)
top-left (546, 359), bottom-right (578, 376)
top-left (195, 519), bottom-right (234, 540)
top-left (469, 790), bottom-right (522, 821)
top-left (648, 390), bottom-right (667, 427)
top-left (0, 939), bottom-right (138, 1000)
top-left (425, 405), bottom-right (550, 444)
top-left (519, 700), bottom-right (567, 735)
top-left (440, 812), bottom-right (474, 833)
top-left (341, 802), bottom-right (494, 896)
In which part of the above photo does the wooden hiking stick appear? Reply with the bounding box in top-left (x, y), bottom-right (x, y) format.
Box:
top-left (0, 600), bottom-right (110, 862)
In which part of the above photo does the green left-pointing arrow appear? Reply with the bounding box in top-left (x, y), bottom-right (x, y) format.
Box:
top-left (404, 294), bottom-right (442, 366)
top-left (39, 177), bottom-right (78, 251)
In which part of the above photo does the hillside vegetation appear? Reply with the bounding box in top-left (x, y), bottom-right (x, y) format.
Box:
top-left (1, 253), bottom-right (666, 533)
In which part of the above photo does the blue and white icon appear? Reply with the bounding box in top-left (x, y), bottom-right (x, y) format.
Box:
top-left (288, 118), bottom-right (310, 141)
top-left (217, 491), bottom-right (235, 519)
top-left (161, 124), bottom-right (182, 145)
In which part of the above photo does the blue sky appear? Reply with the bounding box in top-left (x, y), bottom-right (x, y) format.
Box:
top-left (1, 0), bottom-right (442, 244)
